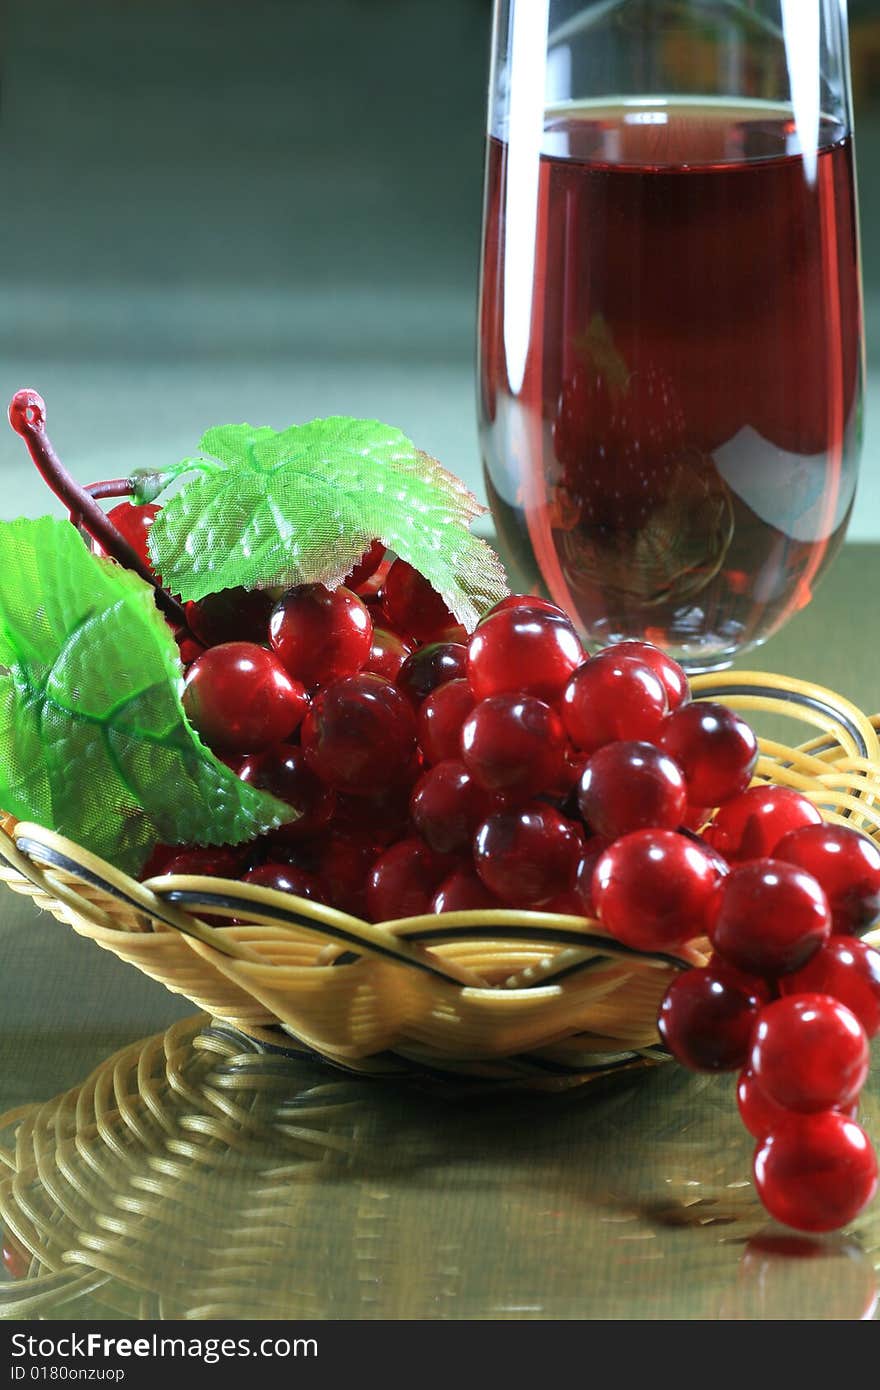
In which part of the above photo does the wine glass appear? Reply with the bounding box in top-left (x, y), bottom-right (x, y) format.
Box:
top-left (477, 0), bottom-right (863, 671)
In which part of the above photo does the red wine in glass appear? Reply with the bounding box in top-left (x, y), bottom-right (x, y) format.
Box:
top-left (478, 100), bottom-right (862, 669)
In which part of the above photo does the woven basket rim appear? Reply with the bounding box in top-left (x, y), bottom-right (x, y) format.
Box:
top-left (2, 668), bottom-right (879, 1077)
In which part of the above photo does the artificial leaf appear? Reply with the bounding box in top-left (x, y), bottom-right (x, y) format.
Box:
top-left (143, 417), bottom-right (509, 629)
top-left (0, 518), bottom-right (292, 875)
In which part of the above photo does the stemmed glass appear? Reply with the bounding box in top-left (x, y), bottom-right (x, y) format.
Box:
top-left (478, 0), bottom-right (863, 670)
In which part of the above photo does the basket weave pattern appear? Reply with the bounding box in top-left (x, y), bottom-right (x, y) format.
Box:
top-left (1, 672), bottom-right (879, 1081)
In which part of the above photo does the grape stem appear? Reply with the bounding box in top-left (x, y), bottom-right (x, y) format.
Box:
top-left (7, 388), bottom-right (191, 632)
top-left (69, 479), bottom-right (134, 537)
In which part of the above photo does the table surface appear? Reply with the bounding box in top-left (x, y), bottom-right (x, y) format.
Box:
top-left (0, 546), bottom-right (878, 1322)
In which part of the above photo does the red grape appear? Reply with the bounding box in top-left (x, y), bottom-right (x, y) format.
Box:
top-left (237, 744), bottom-right (335, 842)
top-left (182, 643), bottom-right (309, 754)
top-left (774, 823), bottom-right (880, 936)
top-left (397, 642), bottom-right (468, 706)
top-left (737, 1068), bottom-right (857, 1141)
top-left (431, 867), bottom-right (500, 913)
top-left (709, 859), bottom-right (831, 978)
top-left (460, 694), bottom-right (566, 799)
top-left (571, 837), bottom-right (610, 917)
top-left (364, 627), bottom-right (414, 682)
top-left (159, 845), bottom-right (245, 878)
top-left (467, 608), bottom-right (583, 703)
top-left (92, 502), bottom-right (161, 574)
top-left (410, 760), bottom-right (498, 855)
top-left (754, 1113), bottom-right (877, 1232)
top-left (781, 936), bottom-right (880, 1038)
top-left (750, 993), bottom-right (869, 1113)
top-left (333, 784), bottom-right (414, 848)
top-left (478, 594), bottom-right (569, 624)
top-left (605, 640), bottom-right (690, 712)
top-left (658, 964), bottom-right (765, 1071)
top-left (301, 674), bottom-right (417, 795)
top-left (560, 656), bottom-right (668, 754)
top-left (269, 583), bottom-right (372, 689)
top-left (473, 805), bottom-right (581, 907)
top-left (186, 587), bottom-right (274, 648)
top-left (381, 560), bottom-right (455, 641)
top-left (577, 741), bottom-right (686, 839)
top-left (1, 1235), bottom-right (28, 1280)
top-left (705, 785), bottom-right (823, 863)
top-left (660, 701), bottom-right (758, 806)
top-left (367, 837), bottom-right (454, 921)
top-left (592, 829), bottom-right (721, 951)
top-left (344, 540), bottom-right (385, 591)
top-left (417, 679), bottom-right (475, 766)
top-left (314, 831), bottom-right (378, 917)
top-left (243, 862), bottom-right (326, 902)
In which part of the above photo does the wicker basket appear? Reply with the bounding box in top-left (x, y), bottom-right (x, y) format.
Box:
top-left (1, 671), bottom-right (879, 1083)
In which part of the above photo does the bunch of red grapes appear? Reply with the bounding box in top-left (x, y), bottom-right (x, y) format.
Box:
top-left (112, 501), bottom-right (880, 1235)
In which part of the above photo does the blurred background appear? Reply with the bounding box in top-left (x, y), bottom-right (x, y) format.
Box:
top-left (0, 0), bottom-right (878, 534)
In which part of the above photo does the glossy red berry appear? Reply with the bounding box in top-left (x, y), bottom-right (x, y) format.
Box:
top-left (314, 831), bottom-right (378, 917)
top-left (605, 641), bottom-right (690, 713)
top-left (175, 631), bottom-right (207, 668)
top-left (431, 623), bottom-right (470, 646)
top-left (417, 679), bottom-right (475, 765)
top-left (751, 993), bottom-right (869, 1113)
top-left (461, 694), bottom-right (566, 799)
top-left (548, 746), bottom-right (589, 809)
top-left (138, 843), bottom-right (182, 879)
top-left (243, 862), bottom-right (326, 902)
top-left (410, 761), bottom-right (499, 855)
top-left (467, 608), bottom-right (583, 703)
top-left (577, 741), bottom-right (686, 839)
top-left (737, 1068), bottom-right (858, 1141)
top-left (381, 560), bottom-right (455, 642)
top-left (592, 829), bottom-right (721, 950)
top-left (709, 859), bottom-right (831, 977)
top-left (738, 1068), bottom-right (797, 1140)
top-left (269, 584), bottom-right (372, 689)
top-left (682, 803), bottom-right (712, 832)
top-left (705, 786), bottom-right (823, 863)
top-left (301, 674), bottom-right (417, 795)
top-left (334, 788), bottom-right (413, 851)
top-left (754, 1113), bottom-right (878, 1232)
top-left (478, 594), bottom-right (569, 624)
top-left (345, 540), bottom-right (386, 592)
top-left (1, 1235), bottom-right (28, 1280)
top-left (364, 627), bottom-right (414, 682)
top-left (237, 744), bottom-right (335, 842)
top-left (781, 937), bottom-right (880, 1038)
top-left (571, 837), bottom-right (610, 917)
top-left (660, 701), bottom-right (758, 806)
top-left (397, 642), bottom-right (468, 706)
top-left (473, 805), bottom-right (581, 907)
top-left (774, 823), bottom-right (880, 936)
top-left (185, 587), bottom-right (275, 648)
top-left (367, 837), bottom-right (454, 921)
top-left (431, 867), bottom-right (500, 913)
top-left (356, 555), bottom-right (394, 602)
top-left (93, 502), bottom-right (161, 574)
top-left (159, 845), bottom-right (245, 878)
top-left (182, 642), bottom-right (309, 754)
top-left (658, 964), bottom-right (765, 1071)
top-left (560, 656), bottom-right (668, 754)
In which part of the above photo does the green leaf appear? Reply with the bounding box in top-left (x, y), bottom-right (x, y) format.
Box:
top-left (144, 417), bottom-right (509, 629)
top-left (0, 518), bottom-right (292, 875)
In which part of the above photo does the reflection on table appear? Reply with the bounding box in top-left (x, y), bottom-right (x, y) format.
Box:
top-left (0, 1015), bottom-right (876, 1321)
